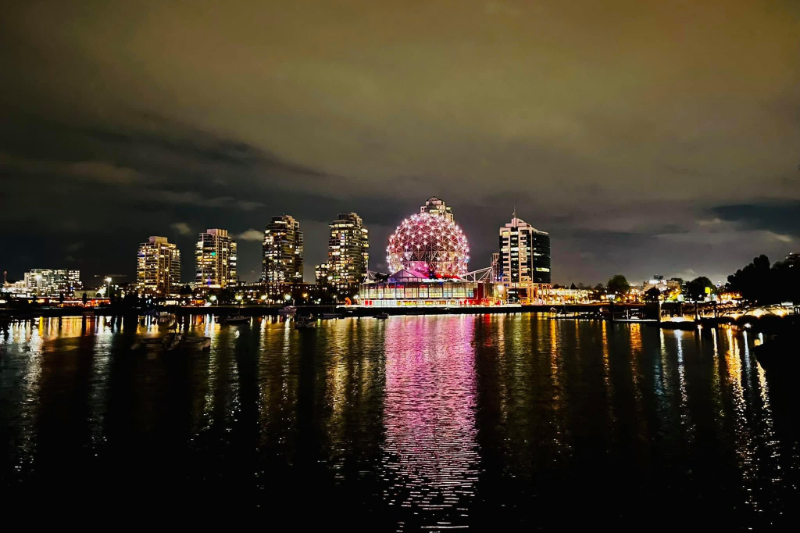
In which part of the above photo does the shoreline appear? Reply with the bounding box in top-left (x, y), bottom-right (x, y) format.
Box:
top-left (2, 304), bottom-right (796, 334)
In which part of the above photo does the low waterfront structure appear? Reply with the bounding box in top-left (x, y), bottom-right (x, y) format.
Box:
top-left (360, 269), bottom-right (492, 307)
top-left (23, 269), bottom-right (82, 297)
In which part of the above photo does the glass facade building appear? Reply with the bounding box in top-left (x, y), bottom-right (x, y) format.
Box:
top-left (498, 214), bottom-right (551, 303)
top-left (360, 270), bottom-right (492, 307)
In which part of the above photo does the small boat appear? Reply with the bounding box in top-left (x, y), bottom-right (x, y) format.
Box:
top-left (132, 338), bottom-right (162, 350)
top-left (376, 312), bottom-right (389, 320)
top-left (294, 315), bottom-right (317, 329)
top-left (278, 306), bottom-right (297, 316)
top-left (223, 315), bottom-right (250, 324)
top-left (321, 312), bottom-right (342, 319)
top-left (162, 332), bottom-right (183, 351)
top-left (133, 332), bottom-right (183, 351)
top-left (133, 333), bottom-right (209, 351)
top-left (183, 336), bottom-right (212, 350)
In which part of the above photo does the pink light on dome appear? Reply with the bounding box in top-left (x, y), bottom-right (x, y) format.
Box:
top-left (386, 212), bottom-right (470, 277)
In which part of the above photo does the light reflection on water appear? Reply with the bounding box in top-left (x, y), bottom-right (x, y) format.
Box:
top-left (382, 316), bottom-right (479, 530)
top-left (0, 315), bottom-right (798, 528)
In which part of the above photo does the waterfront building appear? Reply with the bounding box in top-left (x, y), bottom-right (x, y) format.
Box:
top-left (262, 215), bottom-right (304, 292)
top-left (326, 213), bottom-right (369, 297)
top-left (362, 198), bottom-right (493, 307)
top-left (23, 269), bottom-right (82, 297)
top-left (548, 286), bottom-right (592, 304)
top-left (236, 280), bottom-right (319, 305)
top-left (195, 229), bottom-right (238, 289)
top-left (361, 270), bottom-right (490, 307)
top-left (497, 213), bottom-right (551, 303)
top-left (136, 236), bottom-right (181, 297)
top-left (641, 275), bottom-right (683, 300)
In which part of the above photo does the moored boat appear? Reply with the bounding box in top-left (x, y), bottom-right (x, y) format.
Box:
top-left (278, 306), bottom-right (297, 316)
top-left (183, 336), bottom-right (212, 350)
top-left (223, 315), bottom-right (250, 324)
top-left (294, 315), bottom-right (317, 329)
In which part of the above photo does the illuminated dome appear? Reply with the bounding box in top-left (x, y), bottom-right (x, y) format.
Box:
top-left (386, 212), bottom-right (470, 277)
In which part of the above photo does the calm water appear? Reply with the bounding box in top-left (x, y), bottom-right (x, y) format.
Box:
top-left (1, 315), bottom-right (798, 529)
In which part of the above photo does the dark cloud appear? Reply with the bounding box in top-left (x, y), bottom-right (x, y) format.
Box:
top-left (712, 202), bottom-right (800, 237)
top-left (1, 0), bottom-right (799, 284)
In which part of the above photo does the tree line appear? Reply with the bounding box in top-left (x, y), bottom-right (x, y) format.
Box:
top-left (575, 253), bottom-right (798, 304)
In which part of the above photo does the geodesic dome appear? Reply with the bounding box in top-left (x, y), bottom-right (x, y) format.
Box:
top-left (386, 213), bottom-right (469, 277)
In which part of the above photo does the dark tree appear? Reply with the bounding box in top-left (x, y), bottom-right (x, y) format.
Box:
top-left (217, 288), bottom-right (236, 304)
top-left (772, 257), bottom-right (800, 304)
top-left (644, 287), bottom-right (661, 302)
top-left (122, 292), bottom-right (140, 308)
top-left (606, 275), bottom-right (630, 298)
top-left (686, 276), bottom-right (715, 301)
top-left (727, 255), bottom-right (773, 303)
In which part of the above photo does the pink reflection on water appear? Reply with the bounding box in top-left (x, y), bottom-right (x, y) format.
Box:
top-left (381, 315), bottom-right (480, 530)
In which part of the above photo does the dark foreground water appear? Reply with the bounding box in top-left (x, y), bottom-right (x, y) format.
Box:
top-left (1, 315), bottom-right (798, 529)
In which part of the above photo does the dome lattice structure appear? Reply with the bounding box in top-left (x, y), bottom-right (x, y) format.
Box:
top-left (386, 213), bottom-right (469, 277)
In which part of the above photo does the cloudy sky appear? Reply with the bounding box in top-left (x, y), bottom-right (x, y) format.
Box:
top-left (1, 0), bottom-right (798, 286)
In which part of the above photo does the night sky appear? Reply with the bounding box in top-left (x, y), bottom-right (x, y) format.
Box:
top-left (2, 0), bottom-right (799, 286)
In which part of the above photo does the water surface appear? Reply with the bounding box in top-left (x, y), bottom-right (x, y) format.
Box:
top-left (1, 315), bottom-right (797, 529)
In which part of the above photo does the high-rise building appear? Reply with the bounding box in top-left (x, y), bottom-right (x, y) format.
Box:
top-left (195, 229), bottom-right (237, 289)
top-left (137, 236), bottom-right (181, 296)
top-left (326, 213), bottom-right (369, 296)
top-left (420, 196), bottom-right (454, 222)
top-left (262, 215), bottom-right (303, 288)
top-left (23, 269), bottom-right (82, 297)
top-left (315, 263), bottom-right (330, 286)
top-left (498, 212), bottom-right (551, 303)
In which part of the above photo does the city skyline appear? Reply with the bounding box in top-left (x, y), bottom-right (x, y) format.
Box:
top-left (2, 1), bottom-right (799, 286)
top-left (1, 204), bottom-right (797, 287)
